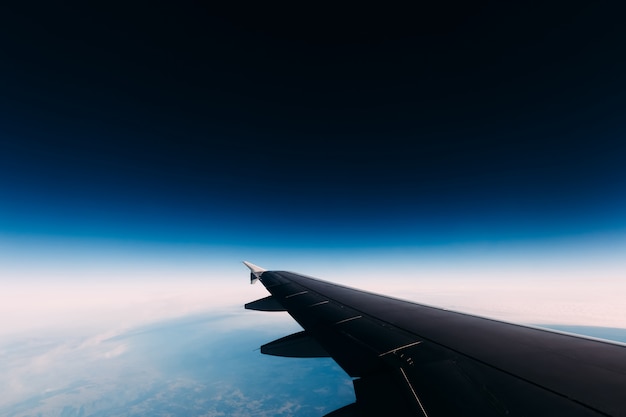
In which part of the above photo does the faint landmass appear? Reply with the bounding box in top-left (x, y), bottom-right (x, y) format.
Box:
top-left (2, 312), bottom-right (624, 417)
top-left (0, 313), bottom-right (354, 417)
top-left (540, 325), bottom-right (626, 343)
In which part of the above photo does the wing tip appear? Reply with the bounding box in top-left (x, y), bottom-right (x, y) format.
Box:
top-left (243, 261), bottom-right (266, 284)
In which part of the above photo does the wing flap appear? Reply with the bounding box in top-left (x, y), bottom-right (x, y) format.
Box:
top-left (244, 295), bottom-right (286, 311)
top-left (260, 330), bottom-right (330, 358)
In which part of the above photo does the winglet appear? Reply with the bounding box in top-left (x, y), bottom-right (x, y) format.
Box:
top-left (243, 261), bottom-right (266, 284)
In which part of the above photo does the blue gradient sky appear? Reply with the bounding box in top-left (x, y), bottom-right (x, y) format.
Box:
top-left (1, 2), bottom-right (626, 338)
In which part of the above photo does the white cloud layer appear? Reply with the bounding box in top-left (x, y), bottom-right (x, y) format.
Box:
top-left (1, 230), bottom-right (625, 339)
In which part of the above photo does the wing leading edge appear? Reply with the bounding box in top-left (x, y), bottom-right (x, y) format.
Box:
top-left (244, 262), bottom-right (626, 417)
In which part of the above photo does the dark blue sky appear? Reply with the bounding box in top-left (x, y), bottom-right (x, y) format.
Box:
top-left (1, 2), bottom-right (625, 249)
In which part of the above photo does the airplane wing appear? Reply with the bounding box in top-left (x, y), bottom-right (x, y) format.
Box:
top-left (243, 262), bottom-right (626, 416)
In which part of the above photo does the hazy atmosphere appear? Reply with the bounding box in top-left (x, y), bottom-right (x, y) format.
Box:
top-left (1, 2), bottom-right (625, 416)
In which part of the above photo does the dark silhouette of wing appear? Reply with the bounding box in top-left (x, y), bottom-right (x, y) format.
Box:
top-left (244, 262), bottom-right (626, 416)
